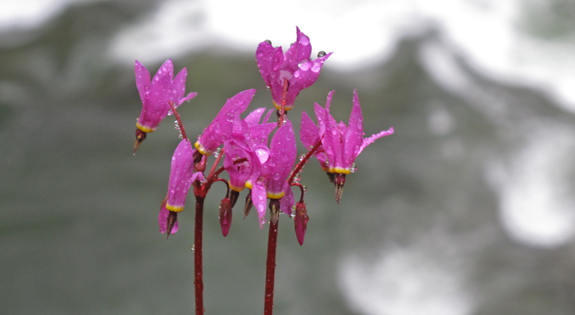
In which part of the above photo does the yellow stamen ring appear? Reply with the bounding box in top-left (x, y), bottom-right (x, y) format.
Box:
top-left (166, 203), bottom-right (184, 212)
top-left (136, 123), bottom-right (155, 133)
top-left (267, 191), bottom-right (285, 199)
top-left (229, 183), bottom-right (245, 192)
top-left (194, 141), bottom-right (212, 156)
top-left (329, 167), bottom-right (351, 175)
top-left (272, 101), bottom-right (293, 111)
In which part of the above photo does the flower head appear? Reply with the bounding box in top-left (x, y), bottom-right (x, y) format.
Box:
top-left (301, 90), bottom-right (394, 203)
top-left (256, 27), bottom-right (331, 111)
top-left (224, 108), bottom-right (276, 195)
top-left (249, 120), bottom-right (297, 226)
top-left (134, 59), bottom-right (197, 152)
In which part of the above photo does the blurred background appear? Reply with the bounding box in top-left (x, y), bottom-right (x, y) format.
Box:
top-left (1, 0), bottom-right (575, 314)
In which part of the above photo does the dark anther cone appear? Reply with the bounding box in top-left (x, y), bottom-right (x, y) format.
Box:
top-left (335, 174), bottom-right (346, 204)
top-left (133, 129), bottom-right (147, 154)
top-left (166, 211), bottom-right (178, 238)
top-left (230, 190), bottom-right (240, 208)
top-left (244, 191), bottom-right (253, 219)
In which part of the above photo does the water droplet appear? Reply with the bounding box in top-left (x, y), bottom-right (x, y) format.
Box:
top-left (213, 147), bottom-right (221, 158)
top-left (299, 61), bottom-right (311, 71)
top-left (264, 39), bottom-right (272, 45)
top-left (174, 120), bottom-right (180, 130)
top-left (350, 163), bottom-right (358, 173)
top-left (311, 63), bottom-right (321, 73)
top-left (302, 185), bottom-right (308, 193)
top-left (317, 51), bottom-right (326, 58)
top-left (191, 245), bottom-right (195, 251)
top-left (299, 154), bottom-right (306, 161)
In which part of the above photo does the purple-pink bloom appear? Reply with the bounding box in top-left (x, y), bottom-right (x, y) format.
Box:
top-left (249, 120), bottom-right (297, 226)
top-left (301, 90), bottom-right (394, 202)
top-left (194, 89), bottom-right (255, 156)
top-left (224, 109), bottom-right (276, 193)
top-left (256, 27), bottom-right (331, 111)
top-left (134, 59), bottom-right (197, 152)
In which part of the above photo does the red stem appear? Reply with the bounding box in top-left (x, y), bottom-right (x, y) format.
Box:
top-left (194, 195), bottom-right (205, 315)
top-left (263, 219), bottom-right (279, 315)
top-left (287, 136), bottom-right (324, 184)
top-left (168, 101), bottom-right (187, 140)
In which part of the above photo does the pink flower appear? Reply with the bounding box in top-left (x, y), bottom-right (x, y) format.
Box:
top-left (159, 139), bottom-right (205, 235)
top-left (256, 27), bottom-right (331, 111)
top-left (301, 90), bottom-right (394, 203)
top-left (194, 89), bottom-right (255, 156)
top-left (134, 59), bottom-right (197, 152)
top-left (248, 120), bottom-right (297, 226)
top-left (224, 108), bottom-right (276, 194)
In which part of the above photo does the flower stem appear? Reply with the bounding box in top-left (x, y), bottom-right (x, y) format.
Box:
top-left (263, 218), bottom-right (279, 315)
top-left (194, 195), bottom-right (205, 315)
top-left (168, 101), bottom-right (187, 140)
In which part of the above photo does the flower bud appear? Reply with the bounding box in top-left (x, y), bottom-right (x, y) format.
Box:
top-left (219, 197), bottom-right (233, 237)
top-left (294, 202), bottom-right (309, 245)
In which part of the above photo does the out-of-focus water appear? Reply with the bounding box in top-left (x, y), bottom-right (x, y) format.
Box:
top-left (1, 1), bottom-right (575, 314)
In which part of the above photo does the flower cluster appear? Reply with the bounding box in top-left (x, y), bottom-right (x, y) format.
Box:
top-left (133, 28), bottom-right (393, 243)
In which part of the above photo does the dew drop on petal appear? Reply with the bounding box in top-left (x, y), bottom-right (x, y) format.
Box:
top-left (299, 61), bottom-right (312, 71)
top-left (311, 62), bottom-right (321, 73)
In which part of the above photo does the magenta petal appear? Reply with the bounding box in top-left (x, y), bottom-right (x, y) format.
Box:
top-left (343, 90), bottom-right (365, 168)
top-left (197, 89), bottom-right (255, 154)
top-left (359, 126), bottom-right (394, 155)
top-left (244, 107), bottom-right (267, 126)
top-left (266, 121), bottom-right (296, 196)
top-left (166, 140), bottom-right (195, 210)
top-left (300, 111), bottom-right (320, 149)
top-left (284, 27), bottom-right (312, 67)
top-left (279, 182), bottom-right (294, 216)
top-left (135, 60), bottom-right (151, 102)
top-left (251, 179), bottom-right (268, 228)
top-left (172, 67), bottom-right (188, 102)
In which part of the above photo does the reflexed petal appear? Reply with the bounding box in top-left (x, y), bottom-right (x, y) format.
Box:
top-left (266, 121), bottom-right (296, 195)
top-left (300, 111), bottom-right (320, 149)
top-left (197, 89), bottom-right (256, 154)
top-left (166, 140), bottom-right (195, 210)
top-left (251, 178), bottom-right (268, 227)
top-left (244, 107), bottom-right (267, 126)
top-left (343, 90), bottom-right (365, 168)
top-left (135, 60), bottom-right (151, 101)
top-left (358, 126), bottom-right (394, 155)
top-left (279, 183), bottom-right (294, 216)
